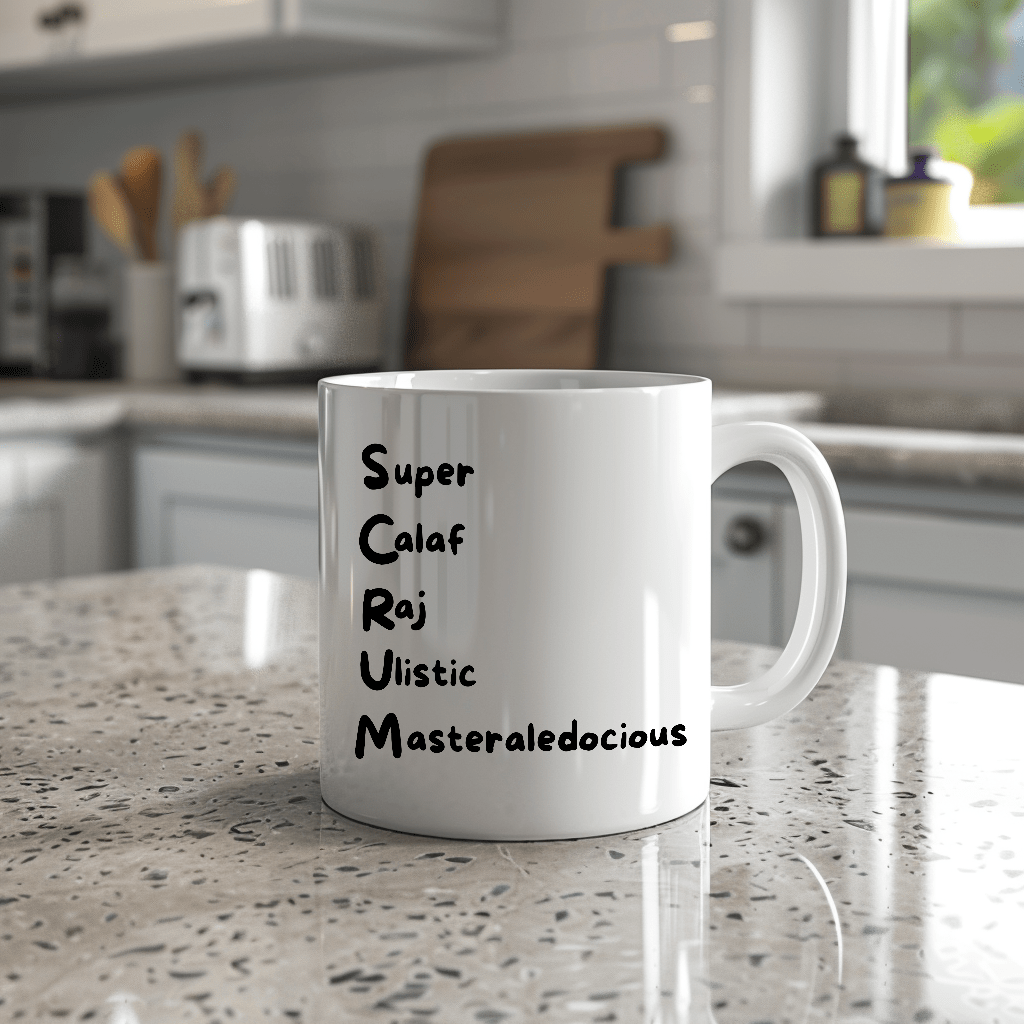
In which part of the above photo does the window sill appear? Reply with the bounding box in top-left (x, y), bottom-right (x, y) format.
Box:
top-left (716, 239), bottom-right (1024, 303)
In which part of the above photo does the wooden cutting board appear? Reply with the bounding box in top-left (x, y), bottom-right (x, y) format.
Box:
top-left (405, 123), bottom-right (671, 370)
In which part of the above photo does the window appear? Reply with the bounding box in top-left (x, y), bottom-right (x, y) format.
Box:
top-left (906, 0), bottom-right (1024, 241)
top-left (909, 0), bottom-right (1024, 205)
top-left (716, 0), bottom-right (1024, 253)
top-left (717, 0), bottom-right (1024, 303)
top-left (720, 0), bottom-right (909, 241)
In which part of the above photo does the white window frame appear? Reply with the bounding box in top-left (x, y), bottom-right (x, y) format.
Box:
top-left (716, 0), bottom-right (1024, 302)
top-left (720, 0), bottom-right (906, 242)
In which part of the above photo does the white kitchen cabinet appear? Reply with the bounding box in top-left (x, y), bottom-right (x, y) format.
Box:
top-left (0, 1), bottom-right (66, 66)
top-left (134, 433), bottom-right (318, 580)
top-left (0, 0), bottom-right (500, 99)
top-left (0, 0), bottom-right (270, 69)
top-left (840, 507), bottom-right (1024, 683)
top-left (715, 467), bottom-right (1024, 684)
top-left (0, 435), bottom-right (126, 586)
top-left (711, 494), bottom-right (788, 647)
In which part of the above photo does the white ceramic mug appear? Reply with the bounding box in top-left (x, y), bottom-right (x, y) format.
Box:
top-left (319, 370), bottom-right (846, 840)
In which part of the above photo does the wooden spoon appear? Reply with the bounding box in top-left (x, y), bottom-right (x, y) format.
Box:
top-left (204, 165), bottom-right (236, 217)
top-left (87, 171), bottom-right (136, 259)
top-left (173, 130), bottom-right (206, 234)
top-left (120, 145), bottom-right (161, 260)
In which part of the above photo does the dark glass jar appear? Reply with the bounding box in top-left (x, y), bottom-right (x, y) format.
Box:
top-left (884, 147), bottom-right (957, 241)
top-left (811, 133), bottom-right (885, 237)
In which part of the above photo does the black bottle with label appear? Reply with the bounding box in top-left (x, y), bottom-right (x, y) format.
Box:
top-left (811, 134), bottom-right (885, 237)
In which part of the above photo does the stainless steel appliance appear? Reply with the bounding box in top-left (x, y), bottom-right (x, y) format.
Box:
top-left (0, 191), bottom-right (87, 375)
top-left (177, 216), bottom-right (385, 381)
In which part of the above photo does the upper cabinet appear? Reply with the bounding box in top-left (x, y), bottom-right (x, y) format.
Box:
top-left (0, 0), bottom-right (501, 100)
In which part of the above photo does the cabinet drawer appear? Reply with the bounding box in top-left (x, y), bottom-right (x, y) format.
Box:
top-left (0, 438), bottom-right (116, 584)
top-left (711, 495), bottom-right (776, 646)
top-left (0, 505), bottom-right (59, 584)
top-left (82, 0), bottom-right (273, 59)
top-left (846, 508), bottom-right (1024, 596)
top-left (166, 500), bottom-right (317, 580)
top-left (845, 581), bottom-right (1024, 683)
top-left (135, 444), bottom-right (318, 580)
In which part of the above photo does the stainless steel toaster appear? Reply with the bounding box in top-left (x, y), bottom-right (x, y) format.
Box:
top-left (176, 216), bottom-right (385, 380)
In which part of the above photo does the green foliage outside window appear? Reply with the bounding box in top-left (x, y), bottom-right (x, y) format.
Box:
top-left (910, 0), bottom-right (1024, 201)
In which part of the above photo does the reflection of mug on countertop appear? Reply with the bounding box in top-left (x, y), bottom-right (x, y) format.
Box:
top-left (318, 370), bottom-right (847, 841)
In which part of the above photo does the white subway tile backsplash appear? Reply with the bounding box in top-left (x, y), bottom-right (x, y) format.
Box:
top-left (608, 280), bottom-right (751, 359)
top-left (674, 159), bottom-right (716, 223)
top-left (442, 35), bottom-right (662, 109)
top-left (674, 221), bottom-right (717, 279)
top-left (658, 99), bottom-right (716, 161)
top-left (838, 357), bottom-right (1024, 394)
top-left (241, 122), bottom-right (389, 174)
top-left (586, 0), bottom-right (716, 35)
top-left (509, 0), bottom-right (714, 43)
top-left (506, 0), bottom-right (601, 43)
top-left (757, 304), bottom-right (953, 355)
top-left (961, 305), bottom-right (1024, 357)
top-left (676, 292), bottom-right (752, 350)
top-left (468, 92), bottom-right (717, 160)
top-left (237, 168), bottom-right (419, 225)
top-left (616, 341), bottom-right (851, 389)
top-left (569, 36), bottom-right (664, 96)
top-left (1, 0), bottom-right (1020, 388)
top-left (230, 172), bottom-right (321, 219)
top-left (301, 63), bottom-right (447, 122)
top-left (441, 50), bottom-right (558, 108)
top-left (668, 37), bottom-right (716, 92)
top-left (609, 340), bottom-right (703, 373)
top-left (616, 162), bottom-right (676, 225)
top-left (614, 252), bottom-right (712, 304)
top-left (712, 349), bottom-right (846, 390)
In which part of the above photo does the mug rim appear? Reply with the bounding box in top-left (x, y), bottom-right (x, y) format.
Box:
top-left (319, 369), bottom-right (709, 394)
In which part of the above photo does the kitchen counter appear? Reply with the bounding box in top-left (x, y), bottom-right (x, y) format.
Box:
top-left (1, 565), bottom-right (1021, 1022)
top-left (0, 381), bottom-right (321, 440)
top-left (7, 378), bottom-right (1024, 489)
top-left (0, 380), bottom-right (824, 442)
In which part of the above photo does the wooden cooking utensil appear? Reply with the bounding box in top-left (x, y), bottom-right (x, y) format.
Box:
top-left (87, 171), bottom-right (136, 259)
top-left (405, 123), bottom-right (672, 370)
top-left (172, 131), bottom-right (237, 230)
top-left (204, 165), bottom-right (237, 217)
top-left (173, 130), bottom-right (207, 234)
top-left (120, 145), bottom-right (161, 260)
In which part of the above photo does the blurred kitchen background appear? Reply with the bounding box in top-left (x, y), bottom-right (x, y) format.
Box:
top-left (3, 0), bottom-right (1024, 685)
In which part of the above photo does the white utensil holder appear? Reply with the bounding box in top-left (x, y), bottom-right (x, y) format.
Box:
top-left (122, 261), bottom-right (176, 382)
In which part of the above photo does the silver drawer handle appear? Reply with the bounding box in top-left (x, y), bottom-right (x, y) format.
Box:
top-left (725, 515), bottom-right (767, 555)
top-left (38, 4), bottom-right (84, 30)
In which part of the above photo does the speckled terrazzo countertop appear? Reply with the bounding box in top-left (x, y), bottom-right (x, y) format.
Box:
top-left (8, 379), bottom-right (1024, 488)
top-left (1, 566), bottom-right (1021, 1023)
top-left (0, 381), bottom-right (823, 442)
top-left (0, 381), bottom-right (321, 439)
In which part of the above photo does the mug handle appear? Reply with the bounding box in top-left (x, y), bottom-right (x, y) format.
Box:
top-left (710, 422), bottom-right (847, 731)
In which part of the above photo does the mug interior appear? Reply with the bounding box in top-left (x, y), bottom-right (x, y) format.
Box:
top-left (320, 369), bottom-right (707, 392)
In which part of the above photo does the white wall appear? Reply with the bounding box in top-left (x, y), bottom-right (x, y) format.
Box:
top-left (2, 0), bottom-right (1022, 392)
